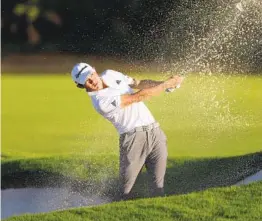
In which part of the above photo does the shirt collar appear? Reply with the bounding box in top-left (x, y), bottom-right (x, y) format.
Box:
top-left (87, 91), bottom-right (98, 96)
top-left (87, 88), bottom-right (109, 96)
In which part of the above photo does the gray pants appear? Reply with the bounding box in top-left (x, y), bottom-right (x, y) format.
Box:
top-left (119, 123), bottom-right (167, 198)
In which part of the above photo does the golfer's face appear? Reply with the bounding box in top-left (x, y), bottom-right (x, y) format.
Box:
top-left (85, 71), bottom-right (103, 91)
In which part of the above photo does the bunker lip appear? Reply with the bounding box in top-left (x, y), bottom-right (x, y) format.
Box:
top-left (2, 152), bottom-right (261, 191)
top-left (1, 171), bottom-right (73, 189)
top-left (1, 170), bottom-right (119, 199)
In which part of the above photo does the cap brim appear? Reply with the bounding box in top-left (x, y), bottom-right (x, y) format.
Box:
top-left (77, 72), bottom-right (90, 85)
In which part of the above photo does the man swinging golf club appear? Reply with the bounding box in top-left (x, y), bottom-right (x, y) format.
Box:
top-left (71, 63), bottom-right (184, 200)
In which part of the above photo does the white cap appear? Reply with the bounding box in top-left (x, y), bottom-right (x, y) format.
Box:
top-left (71, 63), bottom-right (94, 85)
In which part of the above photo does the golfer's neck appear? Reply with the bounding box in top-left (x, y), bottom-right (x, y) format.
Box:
top-left (102, 81), bottom-right (108, 89)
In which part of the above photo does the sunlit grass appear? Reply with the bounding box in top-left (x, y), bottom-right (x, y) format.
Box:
top-left (2, 73), bottom-right (261, 159)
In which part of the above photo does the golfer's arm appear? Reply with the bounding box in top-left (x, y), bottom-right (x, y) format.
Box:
top-left (121, 83), bottom-right (167, 108)
top-left (130, 79), bottom-right (164, 90)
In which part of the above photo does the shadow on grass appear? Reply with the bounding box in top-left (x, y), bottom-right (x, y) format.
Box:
top-left (1, 152), bottom-right (261, 200)
top-left (164, 151), bottom-right (262, 195)
top-left (1, 154), bottom-right (11, 160)
top-left (127, 151), bottom-right (262, 198)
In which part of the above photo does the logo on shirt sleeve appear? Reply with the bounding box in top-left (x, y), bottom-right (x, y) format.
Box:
top-left (116, 80), bottom-right (121, 84)
top-left (111, 100), bottom-right (117, 107)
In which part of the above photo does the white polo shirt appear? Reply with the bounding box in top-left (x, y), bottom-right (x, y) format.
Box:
top-left (87, 70), bottom-right (155, 134)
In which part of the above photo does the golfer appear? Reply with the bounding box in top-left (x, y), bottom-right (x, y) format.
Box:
top-left (71, 62), bottom-right (184, 199)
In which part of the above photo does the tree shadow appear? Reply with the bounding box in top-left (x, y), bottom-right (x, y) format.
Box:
top-left (1, 154), bottom-right (11, 160)
top-left (1, 152), bottom-right (261, 201)
top-left (127, 151), bottom-right (262, 199)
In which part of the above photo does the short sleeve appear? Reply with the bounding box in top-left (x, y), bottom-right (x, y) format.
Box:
top-left (101, 70), bottom-right (134, 87)
top-left (97, 95), bottom-right (121, 115)
top-left (123, 74), bottom-right (135, 85)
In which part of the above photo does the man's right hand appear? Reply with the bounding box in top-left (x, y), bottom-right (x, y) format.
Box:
top-left (164, 75), bottom-right (184, 89)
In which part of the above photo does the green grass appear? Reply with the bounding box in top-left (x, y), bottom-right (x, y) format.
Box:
top-left (2, 73), bottom-right (261, 159)
top-left (5, 182), bottom-right (262, 221)
top-left (1, 73), bottom-right (262, 219)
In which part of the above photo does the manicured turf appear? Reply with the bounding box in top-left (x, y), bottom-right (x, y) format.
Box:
top-left (1, 73), bottom-right (262, 219)
top-left (4, 181), bottom-right (262, 221)
top-left (2, 73), bottom-right (261, 159)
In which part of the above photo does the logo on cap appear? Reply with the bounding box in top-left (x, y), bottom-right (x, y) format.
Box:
top-left (75, 65), bottom-right (88, 79)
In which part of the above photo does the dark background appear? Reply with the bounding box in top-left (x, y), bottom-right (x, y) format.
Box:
top-left (1, 0), bottom-right (262, 73)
